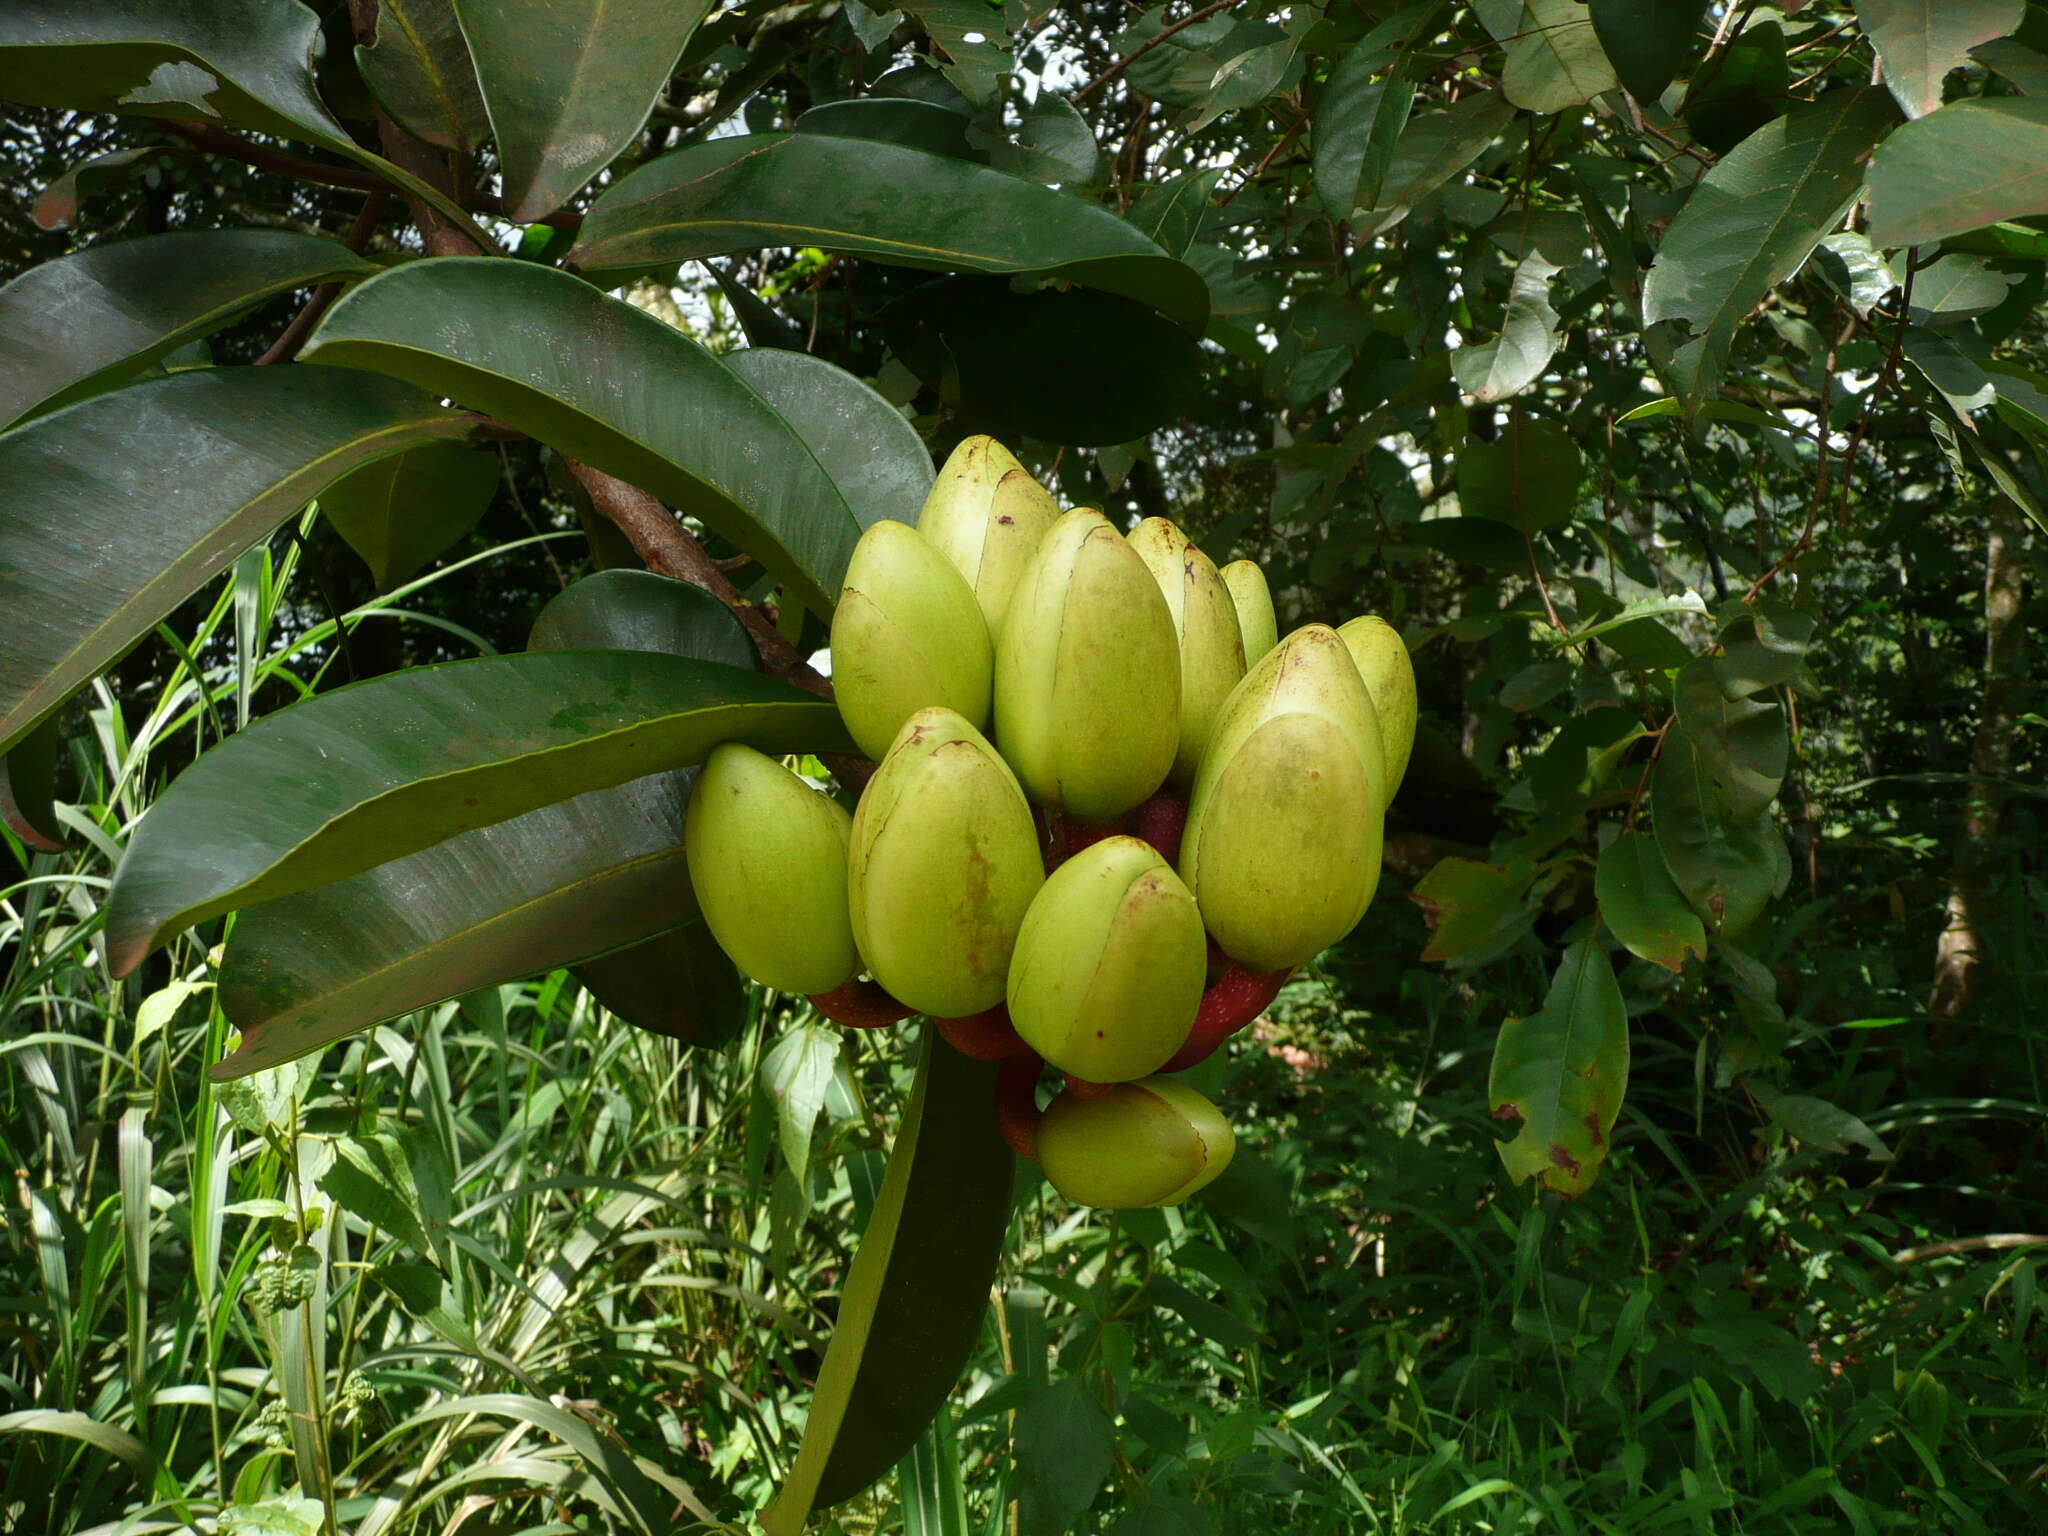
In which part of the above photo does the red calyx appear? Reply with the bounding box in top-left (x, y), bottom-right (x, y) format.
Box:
top-left (936, 1005), bottom-right (1034, 1061)
top-left (1063, 1074), bottom-right (1113, 1099)
top-left (995, 1052), bottom-right (1046, 1161)
top-left (1162, 958), bottom-right (1293, 1072)
top-left (807, 978), bottom-right (917, 1030)
top-left (1063, 815), bottom-right (1128, 858)
top-left (1133, 790), bottom-right (1189, 865)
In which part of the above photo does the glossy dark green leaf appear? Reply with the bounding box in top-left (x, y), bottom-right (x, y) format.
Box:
top-left (1855, 0), bottom-right (2023, 118)
top-left (355, 0), bottom-right (488, 151)
top-left (450, 0), bottom-right (712, 220)
top-left (1596, 830), bottom-right (1706, 972)
top-left (763, 1032), bottom-right (1012, 1531)
top-left (1499, 0), bottom-right (1619, 114)
top-left (897, 0), bottom-right (1011, 103)
top-left (1, 716), bottom-right (66, 853)
top-left (994, 92), bottom-right (1101, 187)
top-left (882, 277), bottom-right (1203, 446)
top-left (528, 568), bottom-right (755, 668)
top-left (1126, 168), bottom-right (1220, 260)
top-left (1589, 0), bottom-right (1706, 104)
top-left (1644, 90), bottom-right (1898, 409)
top-left (301, 259), bottom-right (861, 615)
top-left (0, 0), bottom-right (481, 239)
top-left (0, 367), bottom-right (470, 756)
top-left (1361, 89), bottom-right (1517, 237)
top-left (569, 132), bottom-right (1209, 333)
top-left (1673, 658), bottom-right (1788, 824)
top-left (1652, 721), bottom-right (1781, 936)
top-left (1488, 940), bottom-right (1629, 1197)
top-left (796, 98), bottom-right (978, 160)
top-left (577, 918), bottom-right (746, 1049)
top-left (1455, 417), bottom-right (1582, 532)
top-left (319, 440), bottom-right (500, 591)
top-left (725, 349), bottom-right (935, 531)
top-left (1866, 97), bottom-right (2048, 247)
top-left (1013, 1381), bottom-right (1116, 1536)
top-left (1313, 37), bottom-right (1415, 221)
top-left (105, 651), bottom-right (847, 976)
top-left (0, 230), bottom-right (375, 427)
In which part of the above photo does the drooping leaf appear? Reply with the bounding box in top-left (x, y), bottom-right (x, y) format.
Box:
top-left (1455, 416), bottom-right (1582, 531)
top-left (1642, 90), bottom-right (1897, 410)
top-left (1313, 36), bottom-right (1416, 220)
top-left (33, 145), bottom-right (183, 232)
top-left (0, 0), bottom-right (480, 237)
top-left (1488, 940), bottom-right (1629, 1197)
top-left (355, 0), bottom-right (488, 152)
top-left (319, 440), bottom-right (501, 591)
top-left (577, 919), bottom-right (745, 1049)
top-left (1, 715), bottom-right (66, 853)
top-left (763, 1031), bottom-right (1011, 1530)
top-left (724, 349), bottom-right (935, 531)
top-left (796, 98), bottom-right (977, 160)
top-left (1713, 600), bottom-right (1815, 696)
top-left (1902, 325), bottom-right (1998, 414)
top-left (1853, 0), bottom-right (2023, 118)
top-left (1651, 722), bottom-right (1782, 935)
top-left (528, 568), bottom-right (756, 669)
top-left (763, 1022), bottom-right (843, 1187)
top-left (449, 0), bottom-right (712, 221)
top-left (300, 259), bottom-right (862, 615)
top-left (318, 1133), bottom-right (435, 1258)
top-left (1673, 659), bottom-right (1788, 824)
top-left (1361, 89), bottom-right (1517, 237)
top-left (1452, 254), bottom-right (1560, 402)
top-left (0, 367), bottom-right (469, 756)
top-left (1411, 856), bottom-right (1539, 966)
top-left (104, 651), bottom-right (847, 976)
top-left (1973, 34), bottom-right (2048, 93)
top-left (0, 230), bottom-right (375, 428)
top-left (995, 92), bottom-right (1101, 186)
top-left (568, 132), bottom-right (1209, 333)
top-left (1500, 0), bottom-right (1620, 115)
top-left (1590, 0), bottom-right (1707, 104)
top-left (881, 277), bottom-right (1203, 446)
top-left (1865, 97), bottom-right (2048, 247)
top-left (1596, 831), bottom-right (1706, 972)
top-left (1749, 1081), bottom-right (1893, 1160)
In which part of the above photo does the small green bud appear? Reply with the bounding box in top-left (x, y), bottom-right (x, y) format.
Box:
top-left (1219, 559), bottom-right (1279, 663)
top-left (1337, 615), bottom-right (1417, 807)
top-left (1038, 1077), bottom-right (1236, 1209)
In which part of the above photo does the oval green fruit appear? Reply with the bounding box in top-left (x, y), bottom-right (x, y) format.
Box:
top-left (1038, 1077), bottom-right (1236, 1209)
top-left (1337, 614), bottom-right (1416, 807)
top-left (831, 519), bottom-right (993, 763)
top-left (1128, 518), bottom-right (1246, 785)
top-left (848, 706), bottom-right (1045, 1018)
top-left (994, 509), bottom-right (1180, 822)
top-left (916, 435), bottom-right (1060, 636)
top-left (685, 743), bottom-right (858, 994)
top-left (1007, 835), bottom-right (1206, 1082)
top-left (1181, 625), bottom-right (1385, 971)
top-left (1219, 559), bottom-right (1278, 664)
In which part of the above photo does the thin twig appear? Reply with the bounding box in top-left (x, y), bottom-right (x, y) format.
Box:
top-left (161, 119), bottom-right (388, 193)
top-left (1075, 0), bottom-right (1237, 101)
top-left (257, 190), bottom-right (390, 365)
top-left (1892, 1233), bottom-right (2048, 1265)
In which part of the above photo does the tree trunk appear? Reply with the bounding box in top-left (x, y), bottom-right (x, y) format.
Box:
top-left (1930, 502), bottom-right (2028, 1017)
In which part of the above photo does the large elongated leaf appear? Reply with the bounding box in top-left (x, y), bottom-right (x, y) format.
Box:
top-left (0, 367), bottom-right (470, 756)
top-left (1854, 0), bottom-right (2023, 118)
top-left (724, 349), bottom-right (935, 531)
top-left (0, 0), bottom-right (478, 238)
top-left (1865, 97), bottom-right (2048, 247)
top-left (104, 650), bottom-right (847, 975)
top-left (356, 0), bottom-right (488, 151)
top-left (763, 1032), bottom-right (1013, 1532)
top-left (1313, 37), bottom-right (1415, 221)
top-left (1360, 89), bottom-right (1516, 237)
top-left (1590, 0), bottom-right (1707, 104)
top-left (451, 0), bottom-right (713, 221)
top-left (1501, 0), bottom-right (1619, 115)
top-left (1488, 940), bottom-right (1629, 1196)
top-left (568, 132), bottom-right (1209, 332)
top-left (1596, 830), bottom-right (1706, 973)
top-left (0, 230), bottom-right (375, 427)
top-left (300, 259), bottom-right (862, 614)
top-left (1651, 722), bottom-right (1781, 936)
top-left (577, 919), bottom-right (744, 1049)
top-left (320, 440), bottom-right (501, 590)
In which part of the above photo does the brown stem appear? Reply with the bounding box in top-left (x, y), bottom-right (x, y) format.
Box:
top-left (257, 190), bottom-right (390, 365)
top-left (162, 119), bottom-right (388, 193)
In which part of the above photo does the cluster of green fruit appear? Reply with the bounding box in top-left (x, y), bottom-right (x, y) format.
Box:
top-left (685, 439), bottom-right (1415, 1210)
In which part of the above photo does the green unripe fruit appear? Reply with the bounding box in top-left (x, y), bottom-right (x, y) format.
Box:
top-left (1038, 1077), bottom-right (1236, 1209)
top-left (831, 520), bottom-right (992, 763)
top-left (1337, 615), bottom-right (1416, 808)
top-left (916, 435), bottom-right (1060, 636)
top-left (685, 744), bottom-right (858, 994)
top-left (1128, 518), bottom-right (1247, 786)
top-left (1219, 559), bottom-right (1278, 663)
top-left (1181, 625), bottom-right (1385, 971)
top-left (848, 707), bottom-right (1045, 1018)
top-left (1007, 836), bottom-right (1206, 1082)
top-left (995, 509), bottom-right (1180, 821)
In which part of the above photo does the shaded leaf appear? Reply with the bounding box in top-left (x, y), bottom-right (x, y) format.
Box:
top-left (528, 568), bottom-right (756, 669)
top-left (319, 440), bottom-right (500, 591)
top-left (450, 0), bottom-right (713, 221)
top-left (1452, 254), bottom-right (1560, 402)
top-left (1643, 90), bottom-right (1897, 409)
top-left (1315, 51), bottom-right (1415, 222)
top-left (0, 229), bottom-right (374, 428)
top-left (796, 97), bottom-right (977, 160)
top-left (1127, 168), bottom-right (1221, 260)
top-left (1412, 856), bottom-right (1538, 966)
top-left (33, 145), bottom-right (181, 232)
top-left (1902, 325), bottom-right (1997, 414)
top-left (1590, 0), bottom-right (1707, 103)
top-left (1750, 1082), bottom-right (1893, 1160)
top-left (1673, 658), bottom-right (1788, 823)
top-left (898, 0), bottom-right (1010, 104)
top-left (1501, 0), bottom-right (1619, 115)
top-left (1854, 0), bottom-right (2023, 118)
top-left (577, 918), bottom-right (746, 1049)
top-left (1, 715), bottom-right (66, 853)
top-left (356, 0), bottom-right (488, 151)
top-left (0, 1410), bottom-right (159, 1484)
top-left (1651, 721), bottom-right (1781, 935)
top-left (1013, 1381), bottom-right (1116, 1536)
top-left (0, 367), bottom-right (469, 756)
top-left (1362, 89), bottom-right (1517, 237)
top-left (319, 1133), bottom-right (434, 1258)
top-left (1906, 254), bottom-right (2021, 325)
top-left (302, 258), bottom-right (861, 615)
top-left (1713, 599), bottom-right (1815, 696)
top-left (105, 651), bottom-right (846, 976)
top-left (1596, 830), bottom-right (1706, 972)
top-left (725, 349), bottom-right (935, 531)
top-left (763, 1030), bottom-right (1012, 1529)
top-left (1456, 416), bottom-right (1582, 531)
top-left (569, 131), bottom-right (1209, 333)
top-left (1488, 940), bottom-right (1629, 1197)
top-left (994, 92), bottom-right (1100, 186)
top-left (1865, 96), bottom-right (2048, 247)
